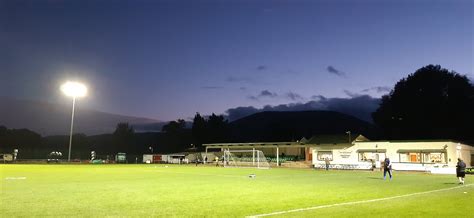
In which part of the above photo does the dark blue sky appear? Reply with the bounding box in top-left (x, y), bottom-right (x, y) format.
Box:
top-left (1, 0), bottom-right (472, 121)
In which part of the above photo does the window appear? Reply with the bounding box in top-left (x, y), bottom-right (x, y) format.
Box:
top-left (422, 152), bottom-right (445, 163)
top-left (399, 153), bottom-right (420, 163)
top-left (399, 152), bottom-right (446, 163)
top-left (358, 152), bottom-right (385, 162)
top-left (317, 151), bottom-right (333, 161)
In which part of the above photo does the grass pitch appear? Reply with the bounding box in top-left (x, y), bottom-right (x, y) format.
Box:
top-left (1, 164), bottom-right (472, 217)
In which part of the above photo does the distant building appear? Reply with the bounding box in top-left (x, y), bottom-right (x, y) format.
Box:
top-left (204, 135), bottom-right (474, 174)
top-left (311, 136), bottom-right (473, 174)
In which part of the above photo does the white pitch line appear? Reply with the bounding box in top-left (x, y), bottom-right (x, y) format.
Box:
top-left (5, 177), bottom-right (27, 180)
top-left (247, 184), bottom-right (473, 218)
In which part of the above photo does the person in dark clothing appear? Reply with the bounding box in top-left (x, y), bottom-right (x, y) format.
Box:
top-left (456, 158), bottom-right (466, 185)
top-left (383, 157), bottom-right (392, 180)
top-left (324, 158), bottom-right (330, 171)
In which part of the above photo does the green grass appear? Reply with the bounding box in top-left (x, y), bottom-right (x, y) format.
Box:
top-left (1, 164), bottom-right (472, 217)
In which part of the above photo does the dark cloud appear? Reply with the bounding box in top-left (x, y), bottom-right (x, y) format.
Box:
top-left (343, 90), bottom-right (361, 98)
top-left (225, 106), bottom-right (261, 121)
top-left (260, 90), bottom-right (277, 97)
top-left (256, 65), bottom-right (267, 71)
top-left (201, 86), bottom-right (224, 89)
top-left (226, 95), bottom-right (381, 122)
top-left (361, 86), bottom-right (391, 93)
top-left (247, 96), bottom-right (259, 101)
top-left (226, 76), bottom-right (254, 83)
top-left (285, 92), bottom-right (304, 101)
top-left (239, 87), bottom-right (247, 91)
top-left (327, 66), bottom-right (345, 77)
top-left (311, 95), bottom-right (327, 101)
top-left (247, 90), bottom-right (278, 101)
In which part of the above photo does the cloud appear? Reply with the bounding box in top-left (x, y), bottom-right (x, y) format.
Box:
top-left (285, 92), bottom-right (304, 101)
top-left (343, 90), bottom-right (361, 98)
top-left (361, 86), bottom-right (391, 93)
top-left (311, 95), bottom-right (327, 101)
top-left (225, 106), bottom-right (261, 121)
top-left (248, 96), bottom-right (259, 101)
top-left (327, 66), bottom-right (345, 77)
top-left (256, 65), bottom-right (267, 71)
top-left (226, 95), bottom-right (381, 122)
top-left (248, 90), bottom-right (278, 101)
top-left (201, 86), bottom-right (224, 89)
top-left (226, 76), bottom-right (254, 83)
top-left (247, 90), bottom-right (306, 102)
top-left (239, 87), bottom-right (247, 91)
top-left (260, 90), bottom-right (277, 97)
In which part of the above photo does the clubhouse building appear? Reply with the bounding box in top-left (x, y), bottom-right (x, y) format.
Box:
top-left (204, 135), bottom-right (474, 174)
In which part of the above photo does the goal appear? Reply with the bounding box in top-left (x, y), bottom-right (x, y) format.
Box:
top-left (223, 149), bottom-right (270, 169)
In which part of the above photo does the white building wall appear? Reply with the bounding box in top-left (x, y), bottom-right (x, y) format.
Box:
top-left (143, 154), bottom-right (153, 163)
top-left (312, 141), bottom-right (473, 173)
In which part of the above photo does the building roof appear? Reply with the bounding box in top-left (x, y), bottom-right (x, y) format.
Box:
top-left (304, 134), bottom-right (350, 144)
top-left (303, 134), bottom-right (369, 145)
top-left (204, 141), bottom-right (303, 148)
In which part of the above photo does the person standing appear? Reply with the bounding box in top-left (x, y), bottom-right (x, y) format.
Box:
top-left (371, 159), bottom-right (376, 171)
top-left (456, 158), bottom-right (466, 185)
top-left (215, 156), bottom-right (219, 167)
top-left (383, 157), bottom-right (392, 180)
top-left (325, 158), bottom-right (330, 171)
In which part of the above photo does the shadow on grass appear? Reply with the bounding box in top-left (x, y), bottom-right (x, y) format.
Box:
top-left (367, 177), bottom-right (384, 180)
top-left (443, 182), bottom-right (457, 185)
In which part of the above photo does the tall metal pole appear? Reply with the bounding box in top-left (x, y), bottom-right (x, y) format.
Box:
top-left (67, 97), bottom-right (76, 162)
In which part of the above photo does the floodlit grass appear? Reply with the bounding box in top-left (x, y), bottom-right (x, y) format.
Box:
top-left (1, 164), bottom-right (472, 217)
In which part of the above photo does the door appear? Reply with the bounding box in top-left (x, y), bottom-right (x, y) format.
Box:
top-left (410, 154), bottom-right (417, 162)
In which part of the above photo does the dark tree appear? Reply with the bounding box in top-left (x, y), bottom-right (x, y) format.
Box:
top-left (114, 122), bottom-right (135, 136)
top-left (0, 127), bottom-right (43, 158)
top-left (162, 119), bottom-right (186, 133)
top-left (372, 65), bottom-right (474, 140)
top-left (113, 122), bottom-right (135, 153)
top-left (161, 119), bottom-right (190, 152)
top-left (191, 113), bottom-right (207, 149)
top-left (207, 113), bottom-right (229, 143)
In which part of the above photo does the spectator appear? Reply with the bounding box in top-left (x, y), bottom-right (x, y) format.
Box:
top-left (325, 158), bottom-right (330, 171)
top-left (383, 157), bottom-right (392, 180)
top-left (456, 158), bottom-right (466, 185)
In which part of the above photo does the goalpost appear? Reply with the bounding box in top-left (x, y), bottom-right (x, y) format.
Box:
top-left (223, 149), bottom-right (270, 169)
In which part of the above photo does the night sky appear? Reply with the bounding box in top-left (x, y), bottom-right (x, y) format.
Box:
top-left (1, 0), bottom-right (472, 121)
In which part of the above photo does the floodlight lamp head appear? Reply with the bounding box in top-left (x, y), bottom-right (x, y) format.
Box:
top-left (61, 81), bottom-right (87, 98)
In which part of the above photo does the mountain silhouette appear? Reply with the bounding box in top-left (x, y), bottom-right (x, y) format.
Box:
top-left (0, 97), bottom-right (160, 136)
top-left (228, 111), bottom-right (375, 142)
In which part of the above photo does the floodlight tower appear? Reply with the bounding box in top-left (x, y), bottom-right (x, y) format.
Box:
top-left (61, 81), bottom-right (87, 162)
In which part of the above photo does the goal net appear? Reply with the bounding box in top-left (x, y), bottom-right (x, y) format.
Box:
top-left (223, 149), bottom-right (270, 169)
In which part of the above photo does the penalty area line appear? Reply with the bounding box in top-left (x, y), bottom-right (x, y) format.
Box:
top-left (247, 184), bottom-right (473, 218)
